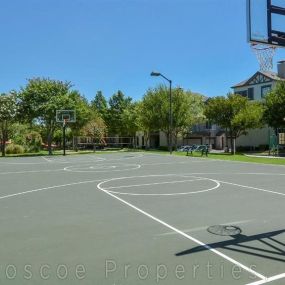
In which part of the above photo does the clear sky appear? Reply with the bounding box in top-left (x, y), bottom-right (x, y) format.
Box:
top-left (1, 0), bottom-right (285, 101)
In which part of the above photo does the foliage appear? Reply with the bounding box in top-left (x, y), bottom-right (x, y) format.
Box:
top-left (107, 90), bottom-right (132, 135)
top-left (5, 144), bottom-right (25, 154)
top-left (25, 131), bottom-right (43, 152)
top-left (263, 81), bottom-right (285, 130)
top-left (91, 91), bottom-right (108, 120)
top-left (172, 88), bottom-right (205, 146)
top-left (68, 90), bottom-right (92, 136)
top-left (82, 115), bottom-right (107, 142)
top-left (0, 93), bottom-right (18, 156)
top-left (121, 102), bottom-right (140, 136)
top-left (205, 93), bottom-right (264, 153)
top-left (18, 78), bottom-right (89, 155)
top-left (139, 85), bottom-right (205, 148)
top-left (10, 123), bottom-right (30, 146)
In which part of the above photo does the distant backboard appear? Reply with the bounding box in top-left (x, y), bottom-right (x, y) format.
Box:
top-left (56, 110), bottom-right (76, 123)
top-left (247, 0), bottom-right (285, 47)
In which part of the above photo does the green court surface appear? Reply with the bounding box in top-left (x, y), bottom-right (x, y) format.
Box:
top-left (0, 152), bottom-right (285, 285)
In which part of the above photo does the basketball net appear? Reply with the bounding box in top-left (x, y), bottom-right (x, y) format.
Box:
top-left (251, 44), bottom-right (276, 72)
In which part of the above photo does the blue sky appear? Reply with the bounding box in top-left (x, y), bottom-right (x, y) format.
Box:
top-left (1, 0), bottom-right (285, 101)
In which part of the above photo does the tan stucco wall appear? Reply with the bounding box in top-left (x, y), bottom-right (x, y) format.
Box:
top-left (236, 127), bottom-right (270, 147)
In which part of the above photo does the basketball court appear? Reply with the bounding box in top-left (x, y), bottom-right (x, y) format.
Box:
top-left (0, 152), bottom-right (285, 284)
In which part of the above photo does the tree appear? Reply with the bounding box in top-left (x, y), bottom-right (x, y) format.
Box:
top-left (18, 78), bottom-right (82, 155)
top-left (205, 93), bottom-right (264, 154)
top-left (82, 115), bottom-right (107, 151)
top-left (139, 85), bottom-right (205, 149)
top-left (121, 102), bottom-right (140, 138)
top-left (137, 86), bottom-right (166, 148)
top-left (264, 81), bottom-right (285, 131)
top-left (91, 91), bottom-right (108, 120)
top-left (107, 90), bottom-right (132, 135)
top-left (172, 89), bottom-right (205, 148)
top-left (68, 90), bottom-right (92, 151)
top-left (0, 93), bottom-right (18, 156)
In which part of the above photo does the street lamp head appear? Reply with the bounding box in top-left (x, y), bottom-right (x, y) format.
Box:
top-left (150, 71), bottom-right (161, 77)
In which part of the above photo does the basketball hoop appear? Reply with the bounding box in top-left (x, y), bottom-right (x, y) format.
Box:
top-left (251, 44), bottom-right (276, 72)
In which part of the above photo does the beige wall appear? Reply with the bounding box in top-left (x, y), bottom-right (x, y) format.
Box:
top-left (236, 127), bottom-right (270, 147)
top-left (234, 81), bottom-right (276, 101)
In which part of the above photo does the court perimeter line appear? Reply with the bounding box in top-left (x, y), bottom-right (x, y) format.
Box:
top-left (0, 179), bottom-right (103, 200)
top-left (217, 180), bottom-right (285, 197)
top-left (245, 273), bottom-right (285, 285)
top-left (42, 156), bottom-right (52, 163)
top-left (0, 169), bottom-right (65, 175)
top-left (97, 181), bottom-right (266, 281)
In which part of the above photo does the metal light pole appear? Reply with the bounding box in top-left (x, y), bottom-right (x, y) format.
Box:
top-left (150, 71), bottom-right (173, 154)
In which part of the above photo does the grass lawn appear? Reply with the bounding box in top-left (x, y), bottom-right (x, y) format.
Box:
top-left (2, 147), bottom-right (285, 166)
top-left (0, 148), bottom-right (135, 158)
top-left (146, 150), bottom-right (285, 166)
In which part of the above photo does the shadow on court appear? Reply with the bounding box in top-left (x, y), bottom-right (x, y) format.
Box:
top-left (176, 229), bottom-right (285, 263)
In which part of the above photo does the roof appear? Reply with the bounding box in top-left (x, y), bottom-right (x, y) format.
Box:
top-left (231, 71), bottom-right (285, 88)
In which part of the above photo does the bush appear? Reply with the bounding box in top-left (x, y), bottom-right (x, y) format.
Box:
top-left (6, 144), bottom-right (25, 154)
top-left (259, 144), bottom-right (269, 151)
top-left (25, 131), bottom-right (43, 152)
top-left (158, 146), bottom-right (169, 151)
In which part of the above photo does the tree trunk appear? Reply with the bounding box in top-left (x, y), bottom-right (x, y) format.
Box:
top-left (1, 140), bottom-right (5, 157)
top-left (230, 130), bottom-right (234, 155)
top-left (74, 136), bottom-right (78, 152)
top-left (1, 122), bottom-right (7, 157)
top-left (47, 132), bottom-right (52, 155)
top-left (174, 132), bottom-right (178, 151)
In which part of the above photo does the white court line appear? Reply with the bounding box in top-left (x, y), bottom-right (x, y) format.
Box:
top-left (104, 178), bottom-right (205, 190)
top-left (0, 179), bottom-right (103, 200)
top-left (102, 174), bottom-right (220, 196)
top-left (157, 219), bottom-right (254, 237)
top-left (245, 273), bottom-right (285, 285)
top-left (217, 180), bottom-right (285, 197)
top-left (0, 169), bottom-right (64, 175)
top-left (97, 180), bottom-right (266, 281)
top-left (42, 156), bottom-right (52, 163)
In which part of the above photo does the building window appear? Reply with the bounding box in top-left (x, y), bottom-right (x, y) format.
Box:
top-left (261, 85), bottom-right (271, 98)
top-left (205, 121), bottom-right (212, 130)
top-left (236, 90), bottom-right (248, 98)
top-left (248, 87), bottom-right (254, 100)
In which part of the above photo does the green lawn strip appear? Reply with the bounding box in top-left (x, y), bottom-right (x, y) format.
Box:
top-left (0, 148), bottom-right (136, 158)
top-left (144, 150), bottom-right (285, 166)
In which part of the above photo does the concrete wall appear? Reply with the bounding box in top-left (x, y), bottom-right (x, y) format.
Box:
top-left (236, 127), bottom-right (270, 147)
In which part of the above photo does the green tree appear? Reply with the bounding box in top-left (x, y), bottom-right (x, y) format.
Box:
top-left (91, 91), bottom-right (108, 120)
top-left (172, 89), bottom-right (205, 148)
top-left (264, 81), bottom-right (285, 131)
top-left (0, 93), bottom-right (18, 156)
top-left (139, 85), bottom-right (205, 149)
top-left (108, 90), bottom-right (132, 135)
top-left (205, 93), bottom-right (264, 154)
top-left (18, 78), bottom-right (75, 155)
top-left (137, 86), bottom-right (166, 148)
top-left (68, 90), bottom-right (92, 151)
top-left (121, 102), bottom-right (140, 138)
